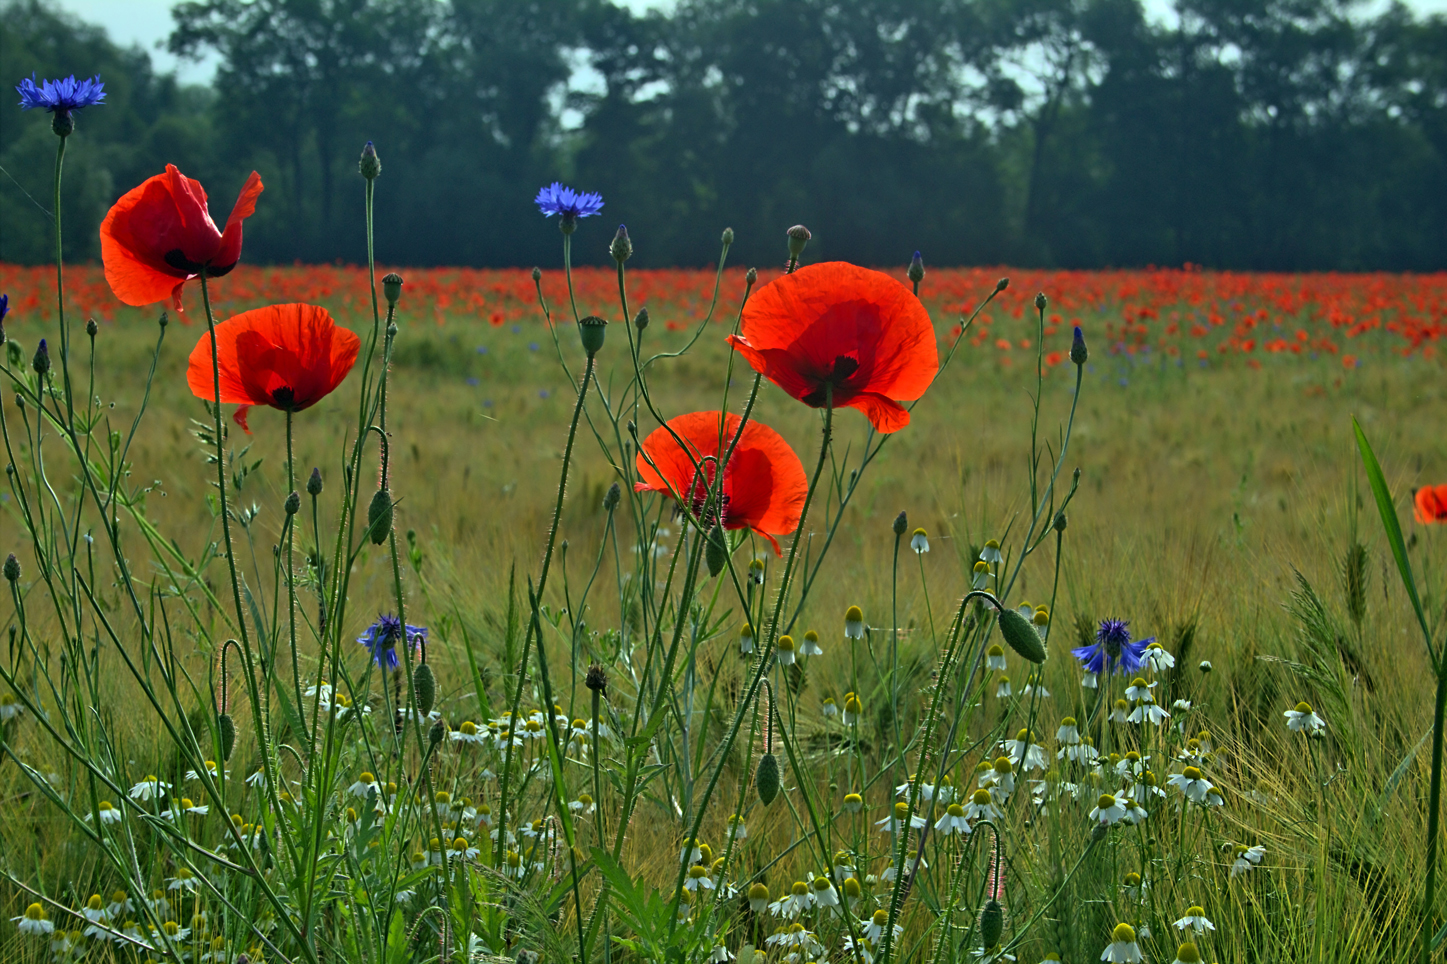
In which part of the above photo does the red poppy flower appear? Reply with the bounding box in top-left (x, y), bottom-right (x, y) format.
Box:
top-left (1416, 484), bottom-right (1447, 524)
top-left (186, 303), bottom-right (360, 433)
top-left (101, 164), bottom-right (263, 311)
top-left (634, 411), bottom-right (807, 555)
top-left (726, 262), bottom-right (938, 433)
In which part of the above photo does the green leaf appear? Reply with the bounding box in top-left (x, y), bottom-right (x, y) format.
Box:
top-left (1352, 418), bottom-right (1433, 659)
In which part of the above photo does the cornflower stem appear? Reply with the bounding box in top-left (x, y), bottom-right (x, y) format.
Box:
top-left (889, 527), bottom-right (903, 795)
top-left (1423, 665), bottom-right (1447, 964)
top-left (51, 135), bottom-right (74, 426)
top-left (495, 352), bottom-right (594, 859)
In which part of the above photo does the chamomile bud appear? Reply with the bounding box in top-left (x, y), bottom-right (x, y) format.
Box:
top-left (844, 605), bottom-right (864, 639)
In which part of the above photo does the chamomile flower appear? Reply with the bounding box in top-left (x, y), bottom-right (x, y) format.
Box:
top-left (1127, 700), bottom-right (1171, 726)
top-left (1231, 844), bottom-right (1266, 878)
top-left (995, 676), bottom-right (1012, 699)
top-left (1166, 767), bottom-right (1213, 804)
top-left (879, 849), bottom-right (926, 882)
top-left (842, 693), bottom-right (864, 725)
top-left (1004, 730), bottom-right (1047, 771)
top-left (876, 801), bottom-right (926, 834)
top-left (680, 837), bottom-right (705, 863)
top-left (799, 629), bottom-right (823, 656)
top-left (1124, 678), bottom-right (1154, 701)
top-left (833, 851), bottom-right (856, 880)
top-left (1120, 798), bottom-right (1149, 824)
top-left (1173, 906), bottom-right (1214, 934)
top-left (739, 622), bottom-right (755, 655)
top-left (895, 775), bottom-right (937, 801)
top-left (158, 919), bottom-right (191, 942)
top-left (990, 757), bottom-right (1017, 797)
top-left (79, 895), bottom-right (106, 925)
top-left (766, 922), bottom-right (823, 957)
top-left (1108, 699), bottom-right (1129, 723)
top-left (684, 865), bottom-right (714, 892)
top-left (964, 788), bottom-right (1001, 822)
top-left (128, 775), bottom-right (169, 802)
top-left (710, 941), bottom-right (734, 962)
top-left (166, 867), bottom-right (200, 893)
top-left (810, 874), bottom-right (840, 909)
top-left (182, 797), bottom-right (209, 816)
top-left (748, 883), bottom-right (770, 912)
top-left (844, 605), bottom-right (865, 639)
top-left (452, 721), bottom-right (487, 745)
top-left (1170, 941), bottom-right (1204, 964)
top-left (769, 881), bottom-right (812, 918)
top-left (90, 800), bottom-right (123, 824)
top-left (972, 560), bottom-right (992, 589)
top-left (1284, 701), bottom-right (1326, 735)
top-left (1145, 642), bottom-right (1175, 672)
top-left (1081, 671), bottom-right (1099, 690)
top-left (821, 696), bottom-right (839, 718)
top-left (1023, 672), bottom-right (1051, 697)
top-left (1089, 793), bottom-right (1127, 825)
top-left (980, 540), bottom-right (1003, 565)
top-left (934, 803), bottom-right (971, 836)
top-left (1101, 922), bottom-right (1143, 962)
top-left (843, 791), bottom-right (864, 813)
top-left (748, 558), bottom-right (765, 584)
top-left (911, 528), bottom-right (929, 553)
top-left (776, 635), bottom-right (797, 666)
top-left (348, 772), bottom-right (381, 798)
top-left (985, 644), bottom-right (1008, 671)
top-left (0, 693), bottom-right (22, 720)
top-left (1057, 717), bottom-right (1080, 743)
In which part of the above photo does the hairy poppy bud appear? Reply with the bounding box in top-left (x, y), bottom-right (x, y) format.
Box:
top-left (413, 662), bottom-right (436, 717)
top-left (786, 224), bottom-right (811, 259)
top-left (217, 712), bottom-right (236, 761)
top-left (997, 605), bottom-right (1047, 663)
top-left (307, 467), bottom-right (323, 496)
top-left (85, 318), bottom-right (97, 337)
top-left (756, 752), bottom-right (781, 805)
top-left (610, 225), bottom-right (632, 264)
top-left (705, 523), bottom-right (728, 578)
top-left (585, 663), bottom-right (608, 694)
top-left (746, 267), bottom-right (758, 286)
top-left (158, 311), bottom-right (168, 329)
top-left (383, 273), bottom-right (403, 306)
top-left (1090, 820), bottom-right (1109, 842)
top-left (980, 899), bottom-right (1004, 949)
top-left (579, 316), bottom-right (608, 357)
top-left (996, 277), bottom-right (1009, 292)
top-left (3, 553), bottom-right (20, 582)
top-left (907, 251), bottom-right (925, 285)
top-left (532, 266), bottom-right (542, 283)
top-left (284, 491), bottom-right (300, 516)
top-left (603, 482), bottom-right (621, 511)
top-left (367, 488), bottom-right (393, 545)
top-left (359, 141), bottom-right (381, 180)
top-left (428, 717), bottom-right (446, 750)
top-left (633, 307), bottom-right (649, 331)
top-left (1035, 292), bottom-right (1047, 311)
top-left (1053, 511), bottom-right (1067, 532)
top-left (721, 227), bottom-right (734, 245)
top-left (892, 510), bottom-right (908, 536)
top-left (1071, 326), bottom-right (1088, 365)
top-left (32, 338), bottom-right (50, 377)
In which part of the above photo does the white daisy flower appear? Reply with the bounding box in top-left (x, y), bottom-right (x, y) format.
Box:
top-left (1056, 717), bottom-right (1080, 743)
top-left (1109, 699), bottom-right (1129, 723)
top-left (1127, 700), bottom-right (1170, 726)
top-left (765, 922), bottom-right (823, 957)
top-left (986, 644), bottom-right (1008, 671)
top-left (881, 850), bottom-right (925, 882)
top-left (1173, 906), bottom-right (1214, 934)
top-left (1082, 671), bottom-right (1099, 689)
top-left (1165, 767), bottom-right (1213, 804)
top-left (1145, 643), bottom-right (1175, 672)
top-left (934, 803), bottom-right (972, 836)
top-left (768, 881), bottom-right (813, 918)
top-left (1004, 730), bottom-right (1048, 771)
top-left (1284, 701), bottom-right (1325, 735)
top-left (684, 865), bottom-right (714, 891)
top-left (995, 676), bottom-right (1012, 699)
top-left (863, 908), bottom-right (904, 944)
top-left (821, 696), bottom-right (839, 718)
top-left (972, 560), bottom-right (992, 589)
top-left (1089, 793), bottom-right (1127, 826)
top-left (128, 775), bottom-right (169, 802)
top-left (844, 605), bottom-right (865, 639)
top-left (964, 788), bottom-right (1001, 823)
top-left (1100, 922), bottom-right (1143, 962)
top-left (895, 776), bottom-right (937, 801)
top-left (911, 528), bottom-right (929, 553)
top-left (710, 941), bottom-right (734, 962)
top-left (776, 635), bottom-right (797, 665)
top-left (809, 874), bottom-right (840, 909)
top-left (748, 883), bottom-right (770, 912)
top-left (1170, 940), bottom-right (1205, 964)
top-left (798, 630), bottom-right (824, 656)
top-left (1231, 844), bottom-right (1266, 878)
top-left (348, 771), bottom-right (381, 798)
top-left (980, 540), bottom-right (1003, 565)
top-left (842, 694), bottom-right (863, 726)
top-left (876, 802), bottom-right (927, 834)
top-left (89, 800), bottom-right (123, 824)
top-left (1124, 678), bottom-right (1154, 701)
top-left (0, 693), bottom-right (23, 721)
top-left (452, 721), bottom-right (488, 745)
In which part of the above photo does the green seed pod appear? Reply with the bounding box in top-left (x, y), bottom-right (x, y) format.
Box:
top-left (218, 713), bottom-right (236, 761)
top-left (413, 663), bottom-right (436, 717)
top-left (786, 224), bottom-right (811, 259)
top-left (579, 316), bottom-right (608, 357)
top-left (721, 227), bottom-right (734, 245)
top-left (367, 488), bottom-right (393, 545)
top-left (746, 267), bottom-right (758, 286)
top-left (997, 606), bottom-right (1047, 663)
top-left (705, 524), bottom-right (728, 578)
top-left (980, 899), bottom-right (1004, 949)
top-left (756, 753), bottom-right (781, 806)
top-left (382, 272), bottom-right (403, 306)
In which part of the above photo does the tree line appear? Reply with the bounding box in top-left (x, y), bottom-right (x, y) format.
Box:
top-left (2, 0), bottom-right (1444, 271)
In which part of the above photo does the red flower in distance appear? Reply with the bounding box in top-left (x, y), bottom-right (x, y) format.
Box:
top-left (186, 304), bottom-right (360, 433)
top-left (1416, 484), bottom-right (1447, 525)
top-left (727, 262), bottom-right (938, 433)
top-left (635, 411), bottom-right (807, 555)
top-left (101, 164), bottom-right (263, 311)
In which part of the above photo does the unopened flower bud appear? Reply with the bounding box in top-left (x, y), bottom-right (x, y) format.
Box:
top-left (585, 664), bottom-right (608, 694)
top-left (32, 338), bottom-right (50, 377)
top-left (579, 316), bottom-right (608, 357)
top-left (1035, 292), bottom-right (1047, 311)
top-left (359, 141), bottom-right (382, 180)
top-left (217, 712), bottom-right (235, 760)
top-left (786, 224), bottom-right (811, 259)
top-left (756, 752), bottom-right (781, 805)
top-left (610, 224), bottom-right (632, 264)
top-left (1053, 511), bottom-right (1067, 532)
top-left (3, 553), bottom-right (20, 582)
top-left (603, 482), bottom-right (621, 511)
top-left (532, 266), bottom-right (542, 283)
top-left (1071, 326), bottom-right (1088, 365)
top-left (86, 318), bottom-right (97, 337)
top-left (980, 899), bottom-right (1004, 949)
top-left (284, 491), bottom-right (300, 516)
top-left (633, 307), bottom-right (649, 331)
top-left (1199, 660), bottom-right (1213, 674)
top-left (893, 511), bottom-right (908, 536)
top-left (158, 311), bottom-right (168, 329)
top-left (746, 267), bottom-right (758, 286)
top-left (307, 467), bottom-right (323, 496)
top-left (368, 488), bottom-right (394, 545)
top-left (996, 277), bottom-right (1009, 292)
top-left (997, 605), bottom-right (1047, 663)
top-left (721, 227), bottom-right (734, 245)
top-left (428, 717), bottom-right (446, 749)
top-left (413, 662), bottom-right (436, 717)
top-left (383, 273), bottom-right (403, 306)
top-left (705, 523), bottom-right (728, 577)
top-left (907, 251), bottom-right (925, 285)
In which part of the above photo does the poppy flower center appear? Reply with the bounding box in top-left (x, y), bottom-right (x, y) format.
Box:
top-left (164, 249), bottom-right (206, 275)
top-left (271, 386), bottom-right (297, 410)
top-left (685, 468), bottom-right (730, 528)
top-left (801, 354), bottom-right (861, 407)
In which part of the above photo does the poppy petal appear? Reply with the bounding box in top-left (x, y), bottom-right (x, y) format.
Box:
top-left (213, 171), bottom-right (264, 271)
top-left (1416, 484), bottom-right (1447, 524)
top-left (845, 392), bottom-right (911, 433)
top-left (232, 405), bottom-right (253, 435)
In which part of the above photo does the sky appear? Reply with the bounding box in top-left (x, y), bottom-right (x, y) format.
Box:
top-left (52, 0), bottom-right (1447, 86)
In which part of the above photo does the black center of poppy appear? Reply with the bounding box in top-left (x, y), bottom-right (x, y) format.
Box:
top-left (163, 249), bottom-right (206, 275)
top-left (271, 386), bottom-right (296, 410)
top-left (801, 355), bottom-right (861, 407)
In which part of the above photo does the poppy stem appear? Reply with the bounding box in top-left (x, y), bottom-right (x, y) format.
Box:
top-left (285, 408), bottom-right (303, 728)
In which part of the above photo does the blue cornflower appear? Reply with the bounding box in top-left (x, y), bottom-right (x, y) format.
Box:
top-left (1072, 618), bottom-right (1152, 678)
top-left (0, 293), bottom-right (8, 325)
top-left (357, 614), bottom-right (428, 670)
top-left (534, 182), bottom-right (604, 228)
top-left (16, 74), bottom-right (106, 113)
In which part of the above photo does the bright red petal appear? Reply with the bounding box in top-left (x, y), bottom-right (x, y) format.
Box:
top-left (212, 172), bottom-right (264, 271)
top-left (186, 304), bottom-right (359, 414)
top-left (1417, 484), bottom-right (1447, 524)
top-left (100, 172), bottom-right (190, 307)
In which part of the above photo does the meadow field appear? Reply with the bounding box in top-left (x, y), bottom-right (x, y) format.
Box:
top-left (1, 251), bottom-right (1446, 964)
